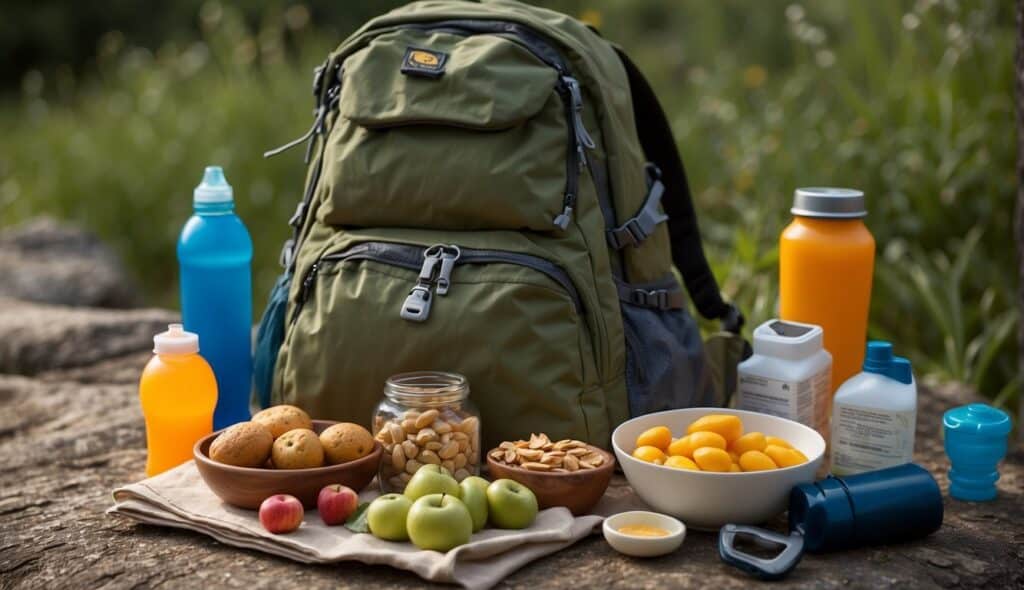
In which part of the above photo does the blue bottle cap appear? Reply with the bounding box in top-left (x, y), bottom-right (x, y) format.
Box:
top-left (862, 341), bottom-right (913, 384)
top-left (193, 166), bottom-right (234, 205)
top-left (944, 403), bottom-right (1011, 437)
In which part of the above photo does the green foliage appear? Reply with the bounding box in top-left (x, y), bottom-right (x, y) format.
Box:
top-left (0, 0), bottom-right (1016, 405)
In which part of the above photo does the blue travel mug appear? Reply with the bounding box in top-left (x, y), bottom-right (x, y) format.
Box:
top-left (720, 464), bottom-right (943, 580)
top-left (788, 463), bottom-right (943, 552)
top-left (944, 403), bottom-right (1012, 501)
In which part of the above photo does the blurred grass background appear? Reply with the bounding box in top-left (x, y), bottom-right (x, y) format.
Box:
top-left (0, 0), bottom-right (1016, 407)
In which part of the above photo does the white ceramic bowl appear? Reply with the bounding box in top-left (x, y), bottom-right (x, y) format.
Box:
top-left (612, 408), bottom-right (825, 530)
top-left (602, 511), bottom-right (686, 557)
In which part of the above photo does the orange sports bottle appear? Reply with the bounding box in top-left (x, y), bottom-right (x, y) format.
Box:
top-left (139, 323), bottom-right (218, 476)
top-left (780, 188), bottom-right (875, 393)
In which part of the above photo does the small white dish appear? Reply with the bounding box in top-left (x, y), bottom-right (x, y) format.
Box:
top-left (602, 511), bottom-right (686, 557)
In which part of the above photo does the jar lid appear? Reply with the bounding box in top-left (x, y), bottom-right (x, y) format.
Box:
top-left (791, 187), bottom-right (866, 219)
top-left (385, 371), bottom-right (469, 404)
top-left (943, 403), bottom-right (1011, 437)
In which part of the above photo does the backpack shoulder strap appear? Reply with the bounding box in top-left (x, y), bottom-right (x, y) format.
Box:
top-left (614, 48), bottom-right (743, 334)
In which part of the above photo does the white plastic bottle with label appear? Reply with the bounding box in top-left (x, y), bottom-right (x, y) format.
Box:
top-left (830, 341), bottom-right (916, 476)
top-left (736, 319), bottom-right (832, 439)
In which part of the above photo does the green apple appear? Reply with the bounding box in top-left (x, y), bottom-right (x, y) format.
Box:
top-left (404, 464), bottom-right (460, 501)
top-left (458, 476), bottom-right (490, 532)
top-left (366, 493), bottom-right (412, 541)
top-left (406, 493), bottom-right (473, 551)
top-left (486, 479), bottom-right (538, 529)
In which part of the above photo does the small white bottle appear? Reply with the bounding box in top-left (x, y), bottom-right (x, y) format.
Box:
top-left (830, 341), bottom-right (916, 476)
top-left (736, 319), bottom-right (832, 439)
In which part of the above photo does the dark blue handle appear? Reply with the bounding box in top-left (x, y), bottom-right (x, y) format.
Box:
top-left (718, 524), bottom-right (804, 581)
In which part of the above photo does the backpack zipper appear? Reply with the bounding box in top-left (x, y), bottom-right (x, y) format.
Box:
top-left (291, 241), bottom-right (583, 324)
top-left (396, 20), bottom-right (595, 229)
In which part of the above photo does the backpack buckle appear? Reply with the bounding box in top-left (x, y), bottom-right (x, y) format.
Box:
top-left (400, 286), bottom-right (433, 322)
top-left (607, 167), bottom-right (668, 250)
top-left (629, 289), bottom-right (668, 309)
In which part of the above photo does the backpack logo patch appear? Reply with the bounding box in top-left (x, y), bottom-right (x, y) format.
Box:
top-left (401, 47), bottom-right (447, 79)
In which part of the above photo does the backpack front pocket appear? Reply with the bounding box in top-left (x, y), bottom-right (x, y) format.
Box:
top-left (318, 27), bottom-right (590, 231)
top-left (276, 240), bottom-right (602, 450)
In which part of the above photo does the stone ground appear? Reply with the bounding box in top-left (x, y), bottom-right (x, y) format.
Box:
top-left (1, 220), bottom-right (1022, 589)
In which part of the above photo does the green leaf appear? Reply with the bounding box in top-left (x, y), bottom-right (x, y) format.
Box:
top-left (344, 501), bottom-right (372, 534)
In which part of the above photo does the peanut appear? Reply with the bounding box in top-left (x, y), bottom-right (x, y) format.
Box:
top-left (419, 449), bottom-right (441, 465)
top-left (387, 423), bottom-right (404, 445)
top-left (402, 440), bottom-right (418, 459)
top-left (415, 428), bottom-right (438, 446)
top-left (491, 434), bottom-right (604, 472)
top-left (439, 441), bottom-right (459, 459)
top-left (415, 409), bottom-right (439, 429)
top-left (392, 445), bottom-right (406, 471)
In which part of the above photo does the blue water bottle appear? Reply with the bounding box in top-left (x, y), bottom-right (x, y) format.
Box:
top-left (178, 166), bottom-right (253, 429)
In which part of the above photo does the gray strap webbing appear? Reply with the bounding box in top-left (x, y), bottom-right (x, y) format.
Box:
top-left (607, 167), bottom-right (669, 250)
top-left (616, 280), bottom-right (687, 310)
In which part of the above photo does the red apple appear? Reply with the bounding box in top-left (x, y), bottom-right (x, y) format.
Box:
top-left (259, 494), bottom-right (304, 534)
top-left (317, 484), bottom-right (359, 525)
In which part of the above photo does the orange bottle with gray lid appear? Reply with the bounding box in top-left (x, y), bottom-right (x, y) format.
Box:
top-left (139, 323), bottom-right (218, 476)
top-left (779, 188), bottom-right (875, 394)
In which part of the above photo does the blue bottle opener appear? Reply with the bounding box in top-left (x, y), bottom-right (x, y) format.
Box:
top-left (718, 524), bottom-right (804, 581)
top-left (719, 463), bottom-right (943, 580)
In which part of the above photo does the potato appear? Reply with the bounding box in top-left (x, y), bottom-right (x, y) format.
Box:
top-left (320, 422), bottom-right (375, 464)
top-left (272, 428), bottom-right (325, 469)
top-left (252, 405), bottom-right (313, 439)
top-left (209, 422), bottom-right (273, 467)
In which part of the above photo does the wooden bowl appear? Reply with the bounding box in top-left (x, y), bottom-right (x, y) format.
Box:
top-left (486, 445), bottom-right (615, 515)
top-left (194, 420), bottom-right (382, 510)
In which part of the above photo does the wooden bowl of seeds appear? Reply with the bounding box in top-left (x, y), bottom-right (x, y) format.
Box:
top-left (486, 433), bottom-right (615, 516)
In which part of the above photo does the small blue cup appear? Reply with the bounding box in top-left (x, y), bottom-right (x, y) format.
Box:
top-left (943, 403), bottom-right (1012, 502)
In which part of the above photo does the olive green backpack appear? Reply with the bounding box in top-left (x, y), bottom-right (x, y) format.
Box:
top-left (254, 0), bottom-right (744, 450)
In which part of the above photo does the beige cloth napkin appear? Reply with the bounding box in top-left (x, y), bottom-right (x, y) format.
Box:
top-left (109, 462), bottom-right (646, 589)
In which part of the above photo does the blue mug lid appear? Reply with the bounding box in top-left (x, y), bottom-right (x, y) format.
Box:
top-left (788, 478), bottom-right (854, 552)
top-left (944, 403), bottom-right (1011, 437)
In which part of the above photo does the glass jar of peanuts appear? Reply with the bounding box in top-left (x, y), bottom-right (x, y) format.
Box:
top-left (374, 371), bottom-right (481, 493)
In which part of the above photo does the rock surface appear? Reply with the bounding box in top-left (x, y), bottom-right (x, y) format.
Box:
top-left (0, 298), bottom-right (176, 375)
top-left (0, 219), bottom-right (1021, 589)
top-left (0, 217), bottom-right (140, 309)
top-left (0, 310), bottom-right (1021, 589)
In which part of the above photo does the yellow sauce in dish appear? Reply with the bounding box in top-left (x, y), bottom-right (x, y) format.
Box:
top-left (617, 524), bottom-right (670, 537)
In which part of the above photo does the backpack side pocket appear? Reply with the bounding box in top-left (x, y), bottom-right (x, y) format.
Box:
top-left (253, 273), bottom-right (291, 410)
top-left (620, 278), bottom-right (713, 416)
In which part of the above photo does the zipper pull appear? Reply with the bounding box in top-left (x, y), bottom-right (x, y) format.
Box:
top-left (264, 85), bottom-right (341, 162)
top-left (264, 105), bottom-right (326, 160)
top-left (290, 262), bottom-right (320, 325)
top-left (562, 76), bottom-right (596, 163)
top-left (299, 263), bottom-right (320, 303)
top-left (435, 246), bottom-right (461, 296)
top-left (553, 204), bottom-right (574, 230)
top-left (400, 247), bottom-right (444, 322)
